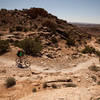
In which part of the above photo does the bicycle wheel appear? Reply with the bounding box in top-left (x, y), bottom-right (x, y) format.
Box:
top-left (24, 60), bottom-right (31, 68)
top-left (16, 58), bottom-right (20, 65)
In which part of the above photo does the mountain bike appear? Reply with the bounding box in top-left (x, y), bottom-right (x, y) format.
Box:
top-left (16, 55), bottom-right (31, 68)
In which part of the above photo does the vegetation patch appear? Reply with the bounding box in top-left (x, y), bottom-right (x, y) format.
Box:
top-left (43, 83), bottom-right (48, 88)
top-left (0, 40), bottom-right (10, 55)
top-left (97, 81), bottom-right (100, 85)
top-left (91, 75), bottom-right (97, 82)
top-left (42, 19), bottom-right (57, 33)
top-left (65, 83), bottom-right (77, 87)
top-left (51, 84), bottom-right (57, 89)
top-left (66, 38), bottom-right (75, 47)
top-left (89, 65), bottom-right (100, 72)
top-left (82, 46), bottom-right (96, 54)
top-left (95, 50), bottom-right (100, 57)
top-left (26, 8), bottom-right (48, 19)
top-left (82, 45), bottom-right (100, 57)
top-left (6, 77), bottom-right (16, 88)
top-left (32, 88), bottom-right (37, 92)
top-left (51, 37), bottom-right (58, 44)
top-left (13, 38), bottom-right (42, 56)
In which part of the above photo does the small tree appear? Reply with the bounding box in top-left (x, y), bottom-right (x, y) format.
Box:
top-left (0, 40), bottom-right (9, 55)
top-left (18, 38), bottom-right (42, 56)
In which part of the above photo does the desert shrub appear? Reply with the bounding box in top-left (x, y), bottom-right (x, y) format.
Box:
top-left (42, 19), bottom-right (57, 33)
top-left (56, 29), bottom-right (69, 38)
top-left (6, 39), bottom-right (14, 43)
top-left (26, 8), bottom-right (48, 19)
top-left (51, 84), bottom-right (57, 89)
top-left (13, 40), bottom-right (19, 47)
top-left (97, 38), bottom-right (100, 44)
top-left (95, 50), bottom-right (100, 57)
top-left (10, 26), bottom-right (24, 32)
top-left (0, 40), bottom-right (9, 55)
top-left (6, 77), bottom-right (16, 88)
top-left (51, 37), bottom-right (57, 44)
top-left (89, 65), bottom-right (100, 72)
top-left (65, 83), bottom-right (77, 87)
top-left (97, 81), bottom-right (100, 85)
top-left (82, 46), bottom-right (96, 54)
top-left (16, 26), bottom-right (23, 31)
top-left (17, 38), bottom-right (42, 56)
top-left (9, 27), bottom-right (16, 32)
top-left (32, 88), bottom-right (37, 92)
top-left (66, 79), bottom-right (73, 82)
top-left (0, 33), bottom-right (3, 36)
top-left (96, 97), bottom-right (100, 100)
top-left (66, 38), bottom-right (75, 47)
top-left (82, 46), bottom-right (100, 57)
top-left (23, 27), bottom-right (28, 32)
top-left (1, 20), bottom-right (7, 24)
top-left (91, 75), bottom-right (97, 82)
top-left (43, 83), bottom-right (48, 88)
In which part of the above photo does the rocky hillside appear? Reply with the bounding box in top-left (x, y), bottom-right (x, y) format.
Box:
top-left (0, 8), bottom-right (92, 57)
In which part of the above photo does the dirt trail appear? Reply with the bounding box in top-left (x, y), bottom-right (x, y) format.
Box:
top-left (61, 57), bottom-right (99, 73)
top-left (0, 55), bottom-right (99, 74)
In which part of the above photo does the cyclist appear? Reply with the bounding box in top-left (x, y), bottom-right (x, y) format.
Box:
top-left (16, 50), bottom-right (24, 63)
top-left (16, 50), bottom-right (31, 69)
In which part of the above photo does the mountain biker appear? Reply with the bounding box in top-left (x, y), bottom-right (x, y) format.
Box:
top-left (16, 50), bottom-right (24, 63)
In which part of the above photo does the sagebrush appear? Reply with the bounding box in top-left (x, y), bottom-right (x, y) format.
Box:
top-left (0, 40), bottom-right (9, 55)
top-left (6, 77), bottom-right (16, 88)
top-left (15, 38), bottom-right (42, 56)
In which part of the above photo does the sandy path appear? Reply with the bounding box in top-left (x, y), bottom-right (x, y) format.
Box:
top-left (61, 57), bottom-right (99, 73)
top-left (0, 55), bottom-right (99, 74)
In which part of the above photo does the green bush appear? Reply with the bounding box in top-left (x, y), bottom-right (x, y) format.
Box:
top-left (9, 27), bottom-right (16, 32)
top-left (32, 88), bottom-right (37, 92)
top-left (24, 27), bottom-right (28, 32)
top-left (16, 26), bottom-right (23, 31)
top-left (10, 26), bottom-right (23, 32)
top-left (82, 46), bottom-right (96, 54)
top-left (95, 50), bottom-right (100, 57)
top-left (82, 46), bottom-right (100, 57)
top-left (6, 77), bottom-right (16, 88)
top-left (42, 19), bottom-right (57, 33)
top-left (91, 75), bottom-right (97, 82)
top-left (89, 65), bottom-right (100, 72)
top-left (97, 81), bottom-right (100, 85)
top-left (0, 40), bottom-right (10, 55)
top-left (96, 97), bottom-right (100, 100)
top-left (43, 83), bottom-right (48, 88)
top-left (51, 84), bottom-right (57, 89)
top-left (65, 83), bottom-right (77, 87)
top-left (51, 37), bottom-right (57, 44)
top-left (16, 38), bottom-right (42, 56)
top-left (13, 40), bottom-right (19, 47)
top-left (66, 38), bottom-right (75, 47)
top-left (97, 38), bottom-right (100, 44)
